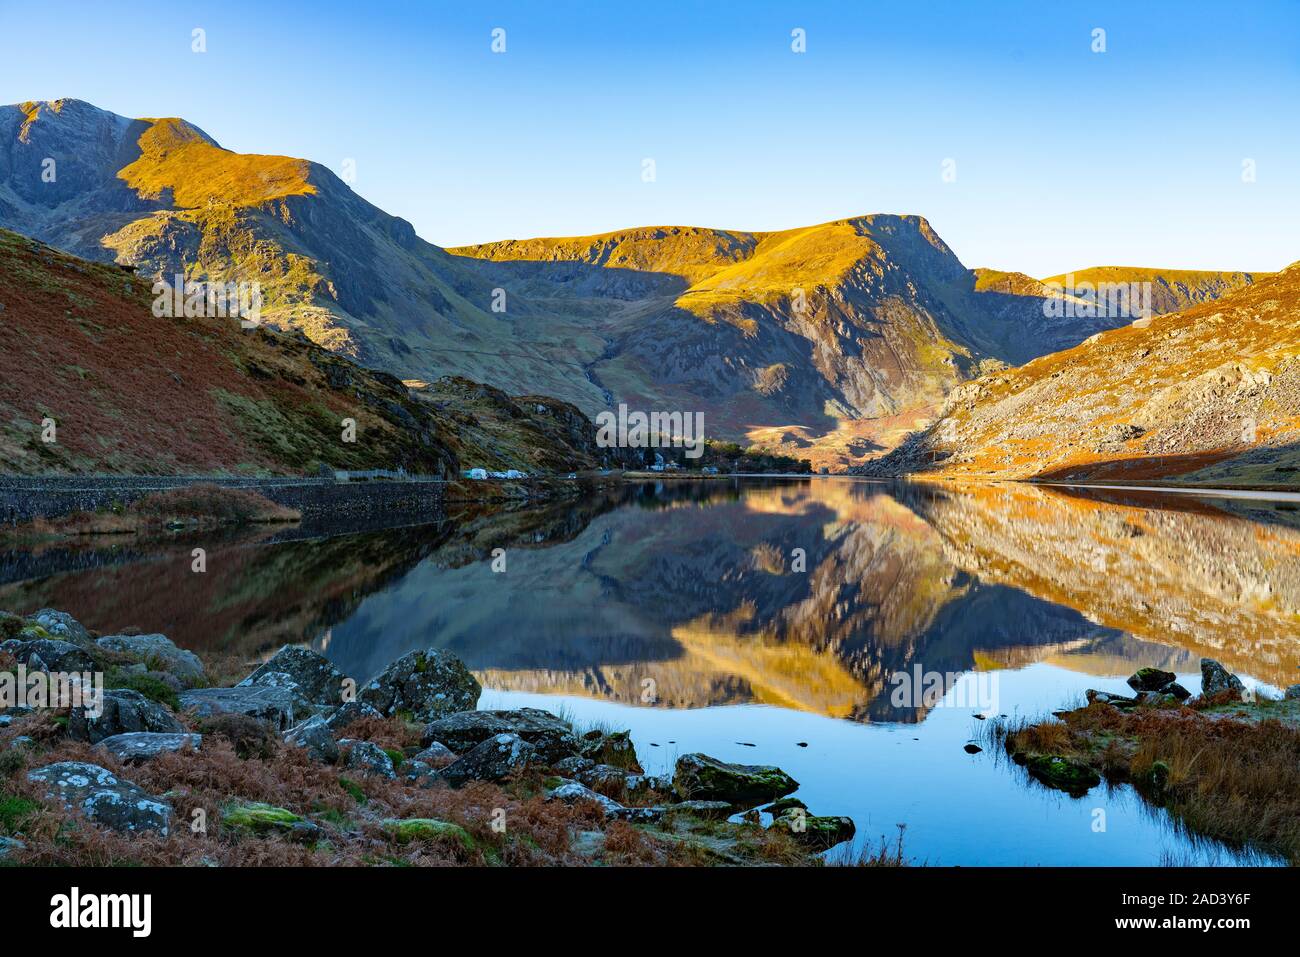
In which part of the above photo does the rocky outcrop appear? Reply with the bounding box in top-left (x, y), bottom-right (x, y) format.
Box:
top-left (439, 733), bottom-right (536, 787)
top-left (419, 708), bottom-right (577, 762)
top-left (69, 689), bottom-right (184, 744)
top-left (97, 633), bottom-right (205, 684)
top-left (239, 646), bottom-right (350, 710)
top-left (358, 648), bottom-right (481, 722)
top-left (28, 761), bottom-right (172, 835)
top-left (96, 732), bottom-right (201, 764)
top-left (672, 753), bottom-right (798, 807)
top-left (179, 685), bottom-right (302, 731)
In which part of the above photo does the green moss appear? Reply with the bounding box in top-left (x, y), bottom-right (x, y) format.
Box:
top-left (104, 669), bottom-right (181, 711)
top-left (382, 747), bottom-right (404, 769)
top-left (221, 801), bottom-right (303, 835)
top-left (338, 776), bottom-right (366, 805)
top-left (381, 818), bottom-right (474, 850)
top-left (1023, 754), bottom-right (1101, 795)
top-left (0, 795), bottom-right (40, 834)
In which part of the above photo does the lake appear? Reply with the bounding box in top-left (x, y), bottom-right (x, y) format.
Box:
top-left (4, 477), bottom-right (1297, 865)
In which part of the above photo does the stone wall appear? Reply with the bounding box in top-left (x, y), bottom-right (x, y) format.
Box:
top-left (0, 476), bottom-right (445, 524)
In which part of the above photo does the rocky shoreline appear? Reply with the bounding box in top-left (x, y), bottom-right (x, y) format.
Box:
top-left (996, 658), bottom-right (1300, 863)
top-left (0, 608), bottom-right (855, 866)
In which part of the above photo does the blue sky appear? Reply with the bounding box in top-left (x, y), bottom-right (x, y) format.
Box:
top-left (3, 0), bottom-right (1297, 275)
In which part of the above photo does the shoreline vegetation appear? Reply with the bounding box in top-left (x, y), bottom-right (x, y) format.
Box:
top-left (0, 607), bottom-right (870, 867)
top-left (992, 660), bottom-right (1300, 865)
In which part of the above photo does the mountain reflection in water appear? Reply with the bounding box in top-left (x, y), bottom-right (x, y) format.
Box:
top-left (7, 478), bottom-right (1297, 725)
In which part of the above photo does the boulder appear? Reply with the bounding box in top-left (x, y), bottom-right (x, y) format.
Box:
top-left (381, 818), bottom-right (473, 849)
top-left (412, 742), bottom-right (457, 768)
top-left (239, 646), bottom-right (350, 709)
top-left (660, 800), bottom-right (736, 821)
top-left (283, 715), bottom-right (340, 764)
top-left (69, 688), bottom-right (184, 744)
top-left (420, 708), bottom-right (578, 761)
top-left (28, 761), bottom-right (172, 835)
top-left (1022, 753), bottom-right (1101, 796)
top-left (221, 801), bottom-right (320, 842)
top-left (97, 634), bottom-right (205, 684)
top-left (439, 733), bottom-right (537, 787)
top-left (96, 732), bottom-right (201, 764)
top-left (1086, 689), bottom-right (1139, 708)
top-left (179, 685), bottom-right (302, 731)
top-left (342, 740), bottom-right (396, 779)
top-left (546, 779), bottom-right (626, 816)
top-left (359, 648), bottom-right (480, 722)
top-left (402, 760), bottom-right (439, 785)
top-left (769, 808), bottom-right (856, 849)
top-left (10, 639), bottom-right (96, 674)
top-left (1200, 658), bottom-right (1245, 700)
top-left (323, 700), bottom-right (383, 734)
top-left (672, 753), bottom-right (798, 807)
top-left (1286, 684), bottom-right (1300, 701)
top-left (25, 610), bottom-right (92, 647)
top-left (1126, 667), bottom-right (1177, 693)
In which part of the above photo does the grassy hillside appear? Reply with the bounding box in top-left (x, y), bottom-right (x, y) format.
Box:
top-left (866, 261), bottom-right (1300, 486)
top-left (0, 228), bottom-right (608, 476)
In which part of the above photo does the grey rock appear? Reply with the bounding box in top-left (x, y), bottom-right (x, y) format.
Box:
top-left (402, 759), bottom-right (439, 785)
top-left (9, 735), bottom-right (35, 750)
top-left (97, 634), bottom-right (205, 683)
top-left (179, 685), bottom-right (302, 731)
top-left (96, 732), bottom-right (201, 764)
top-left (359, 647), bottom-right (480, 722)
top-left (26, 610), bottom-right (92, 646)
top-left (323, 700), bottom-right (382, 734)
top-left (342, 740), bottom-right (396, 779)
top-left (0, 836), bottom-right (24, 861)
top-left (283, 715), bottom-right (339, 764)
top-left (420, 707), bottom-right (578, 761)
top-left (1126, 668), bottom-right (1177, 693)
top-left (552, 755), bottom-right (595, 777)
top-left (70, 688), bottom-right (184, 744)
top-left (547, 780), bottom-right (625, 816)
top-left (28, 761), bottom-right (172, 835)
top-left (1286, 684), bottom-right (1300, 701)
top-left (673, 753), bottom-right (799, 807)
top-left (412, 741), bottom-right (456, 768)
top-left (440, 733), bottom-right (537, 787)
top-left (239, 646), bottom-right (350, 709)
top-left (1200, 658), bottom-right (1245, 699)
top-left (10, 639), bottom-right (96, 673)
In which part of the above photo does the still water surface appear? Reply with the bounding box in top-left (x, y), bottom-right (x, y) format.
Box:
top-left (5, 478), bottom-right (1297, 864)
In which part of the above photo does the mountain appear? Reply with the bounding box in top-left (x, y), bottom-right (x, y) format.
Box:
top-left (0, 99), bottom-right (1264, 470)
top-left (865, 262), bottom-right (1300, 485)
top-left (0, 227), bottom-right (612, 475)
top-left (1040, 266), bottom-right (1265, 316)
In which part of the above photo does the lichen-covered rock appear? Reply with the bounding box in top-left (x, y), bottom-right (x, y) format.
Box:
top-left (439, 733), bottom-right (537, 787)
top-left (578, 728), bottom-right (642, 770)
top-left (412, 742), bottom-right (457, 768)
top-left (25, 610), bottom-right (92, 647)
top-left (323, 699), bottom-right (383, 734)
top-left (222, 801), bottom-right (320, 842)
top-left (402, 759), bottom-right (439, 785)
top-left (420, 708), bottom-right (577, 761)
top-left (381, 818), bottom-right (473, 849)
top-left (1126, 667), bottom-right (1177, 693)
top-left (1200, 658), bottom-right (1245, 700)
top-left (28, 761), bottom-right (172, 835)
top-left (359, 648), bottom-right (480, 722)
top-left (9, 639), bottom-right (96, 674)
top-left (96, 732), bottom-right (201, 764)
top-left (546, 779), bottom-right (626, 816)
top-left (342, 740), bottom-right (396, 779)
top-left (239, 646), bottom-right (350, 709)
top-left (69, 688), bottom-right (184, 744)
top-left (769, 808), bottom-right (856, 849)
top-left (97, 633), bottom-right (205, 684)
top-left (1086, 689), bottom-right (1139, 708)
top-left (283, 715), bottom-right (340, 764)
top-left (1021, 753), bottom-right (1101, 796)
top-left (0, 835), bottom-right (24, 860)
top-left (672, 753), bottom-right (798, 807)
top-left (179, 685), bottom-right (302, 731)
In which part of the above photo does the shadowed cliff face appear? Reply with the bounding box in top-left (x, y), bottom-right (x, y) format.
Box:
top-left (3, 480), bottom-right (1292, 719)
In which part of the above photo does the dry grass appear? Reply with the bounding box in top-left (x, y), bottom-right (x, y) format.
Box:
top-left (1001, 701), bottom-right (1300, 864)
